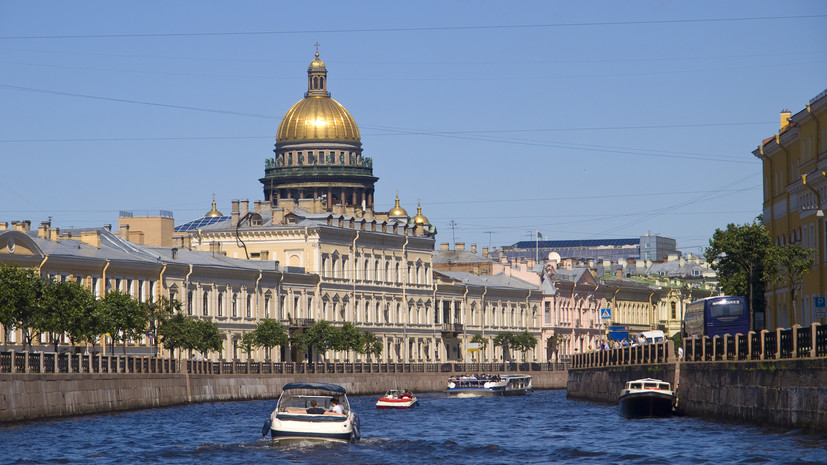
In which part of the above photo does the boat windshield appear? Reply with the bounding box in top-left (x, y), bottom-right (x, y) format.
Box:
top-left (277, 394), bottom-right (349, 414)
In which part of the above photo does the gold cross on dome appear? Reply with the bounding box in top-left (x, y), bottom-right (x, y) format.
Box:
top-left (314, 42), bottom-right (320, 55)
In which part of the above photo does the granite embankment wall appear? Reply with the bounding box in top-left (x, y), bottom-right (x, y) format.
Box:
top-left (0, 371), bottom-right (566, 423)
top-left (567, 359), bottom-right (827, 431)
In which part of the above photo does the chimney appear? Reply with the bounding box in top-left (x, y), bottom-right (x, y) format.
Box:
top-left (0, 222), bottom-right (7, 231)
top-left (240, 200), bottom-right (249, 218)
top-left (171, 248), bottom-right (178, 260)
top-left (455, 242), bottom-right (465, 251)
top-left (440, 243), bottom-right (450, 251)
top-left (119, 224), bottom-right (130, 240)
top-left (80, 231), bottom-right (101, 249)
top-left (482, 247), bottom-right (489, 258)
top-left (38, 221), bottom-right (51, 239)
top-left (50, 227), bottom-right (60, 242)
top-left (11, 220), bottom-right (31, 232)
top-left (780, 109), bottom-right (792, 130)
top-left (231, 200), bottom-right (240, 225)
top-left (616, 268), bottom-right (623, 279)
top-left (471, 244), bottom-right (477, 254)
top-left (254, 201), bottom-right (263, 214)
top-left (104, 224), bottom-right (112, 232)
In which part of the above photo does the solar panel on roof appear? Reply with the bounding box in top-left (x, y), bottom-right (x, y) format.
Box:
top-left (174, 216), bottom-right (230, 232)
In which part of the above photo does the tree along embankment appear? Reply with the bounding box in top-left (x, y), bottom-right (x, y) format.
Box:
top-left (0, 370), bottom-right (567, 423)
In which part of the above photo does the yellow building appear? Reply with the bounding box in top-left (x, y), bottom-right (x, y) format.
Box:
top-left (753, 89), bottom-right (827, 328)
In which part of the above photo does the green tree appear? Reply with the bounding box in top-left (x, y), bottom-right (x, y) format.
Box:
top-left (192, 318), bottom-right (223, 358)
top-left (0, 265), bottom-right (45, 350)
top-left (304, 320), bottom-right (341, 362)
top-left (40, 280), bottom-right (98, 351)
top-left (99, 291), bottom-right (149, 354)
top-left (512, 331), bottom-right (538, 361)
top-left (247, 319), bottom-right (289, 360)
top-left (338, 322), bottom-right (362, 361)
top-left (145, 297), bottom-right (180, 357)
top-left (764, 244), bottom-right (815, 326)
top-left (493, 332), bottom-right (515, 361)
top-left (357, 330), bottom-right (383, 362)
top-left (158, 312), bottom-right (195, 364)
top-left (705, 220), bottom-right (771, 330)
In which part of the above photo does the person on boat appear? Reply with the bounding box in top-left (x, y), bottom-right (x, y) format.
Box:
top-left (402, 390), bottom-right (412, 399)
top-left (329, 398), bottom-right (344, 414)
top-left (306, 400), bottom-right (325, 414)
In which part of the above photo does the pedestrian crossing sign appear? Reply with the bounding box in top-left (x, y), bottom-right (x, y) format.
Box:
top-left (601, 308), bottom-right (611, 319)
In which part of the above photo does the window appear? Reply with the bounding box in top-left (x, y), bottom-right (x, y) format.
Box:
top-left (232, 293), bottom-right (238, 317)
top-left (671, 302), bottom-right (677, 319)
top-left (187, 291), bottom-right (193, 315)
top-left (544, 302), bottom-right (551, 324)
top-left (217, 292), bottom-right (224, 317)
top-left (202, 291), bottom-right (209, 316)
top-left (246, 295), bottom-right (252, 318)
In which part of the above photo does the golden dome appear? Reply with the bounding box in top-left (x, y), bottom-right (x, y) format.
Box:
top-left (412, 201), bottom-right (429, 224)
top-left (205, 196), bottom-right (223, 217)
top-left (276, 50), bottom-right (360, 143)
top-left (277, 97), bottom-right (360, 142)
top-left (388, 193), bottom-right (409, 218)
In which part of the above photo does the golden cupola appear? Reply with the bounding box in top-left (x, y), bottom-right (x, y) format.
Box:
top-left (205, 196), bottom-right (223, 217)
top-left (388, 193), bottom-right (409, 219)
top-left (412, 201), bottom-right (429, 225)
top-left (275, 50), bottom-right (361, 143)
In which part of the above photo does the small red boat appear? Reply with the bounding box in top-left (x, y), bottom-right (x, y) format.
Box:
top-left (376, 389), bottom-right (418, 409)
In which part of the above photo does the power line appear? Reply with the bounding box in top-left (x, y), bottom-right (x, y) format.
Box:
top-left (1, 15), bottom-right (823, 40)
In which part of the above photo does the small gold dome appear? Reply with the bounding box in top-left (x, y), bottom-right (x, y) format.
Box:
top-left (205, 196), bottom-right (223, 217)
top-left (308, 51), bottom-right (326, 70)
top-left (412, 201), bottom-right (429, 224)
top-left (389, 193), bottom-right (409, 218)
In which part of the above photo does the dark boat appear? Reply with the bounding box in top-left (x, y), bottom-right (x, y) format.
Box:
top-left (618, 378), bottom-right (674, 418)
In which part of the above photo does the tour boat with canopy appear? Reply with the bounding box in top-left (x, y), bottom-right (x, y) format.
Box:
top-left (445, 374), bottom-right (533, 397)
top-left (375, 389), bottom-right (418, 409)
top-left (263, 382), bottom-right (360, 443)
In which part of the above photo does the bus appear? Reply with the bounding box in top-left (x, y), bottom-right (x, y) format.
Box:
top-left (683, 296), bottom-right (750, 338)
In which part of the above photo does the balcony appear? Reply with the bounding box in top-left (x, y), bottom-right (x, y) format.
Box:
top-left (441, 323), bottom-right (463, 337)
top-left (288, 318), bottom-right (315, 329)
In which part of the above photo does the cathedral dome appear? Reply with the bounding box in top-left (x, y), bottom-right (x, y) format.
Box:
top-left (276, 97), bottom-right (360, 142)
top-left (276, 50), bottom-right (361, 143)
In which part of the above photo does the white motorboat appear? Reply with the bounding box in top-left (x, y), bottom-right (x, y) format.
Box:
top-left (445, 374), bottom-right (533, 397)
top-left (263, 382), bottom-right (360, 443)
top-left (375, 389), bottom-right (418, 409)
top-left (618, 378), bottom-right (675, 418)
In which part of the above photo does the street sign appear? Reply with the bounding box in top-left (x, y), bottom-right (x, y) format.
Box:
top-left (600, 308), bottom-right (611, 319)
top-left (815, 297), bottom-right (826, 308)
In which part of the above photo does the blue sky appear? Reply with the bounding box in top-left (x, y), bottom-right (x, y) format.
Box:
top-left (1, 1), bottom-right (826, 257)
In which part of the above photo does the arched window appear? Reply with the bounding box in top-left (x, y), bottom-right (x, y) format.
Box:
top-left (313, 76), bottom-right (318, 88)
top-left (187, 290), bottom-right (193, 316)
top-left (217, 292), bottom-right (224, 317)
top-left (232, 293), bottom-right (238, 317)
top-left (246, 295), bottom-right (252, 318)
top-left (202, 291), bottom-right (209, 316)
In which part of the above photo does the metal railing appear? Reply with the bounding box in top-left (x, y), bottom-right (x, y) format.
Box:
top-left (0, 352), bottom-right (570, 375)
top-left (683, 323), bottom-right (827, 362)
top-left (570, 341), bottom-right (671, 368)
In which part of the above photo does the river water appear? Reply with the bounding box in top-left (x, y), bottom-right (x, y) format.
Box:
top-left (2, 390), bottom-right (826, 464)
